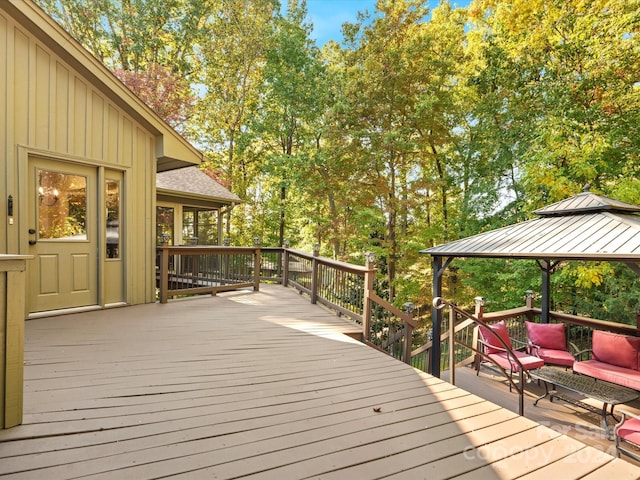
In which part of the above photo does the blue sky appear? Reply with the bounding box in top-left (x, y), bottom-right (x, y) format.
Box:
top-left (299, 0), bottom-right (472, 46)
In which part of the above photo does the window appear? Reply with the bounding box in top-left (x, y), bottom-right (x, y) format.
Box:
top-left (156, 206), bottom-right (174, 245)
top-left (183, 207), bottom-right (217, 245)
top-left (106, 180), bottom-right (120, 258)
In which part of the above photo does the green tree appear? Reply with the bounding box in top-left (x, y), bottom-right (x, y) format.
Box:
top-left (335, 0), bottom-right (470, 303)
top-left (194, 0), bottom-right (278, 238)
top-left (247, 0), bottom-right (327, 247)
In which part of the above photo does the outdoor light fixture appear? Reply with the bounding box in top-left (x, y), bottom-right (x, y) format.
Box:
top-left (253, 237), bottom-right (261, 247)
top-left (474, 296), bottom-right (485, 307)
top-left (365, 251), bottom-right (376, 265)
top-left (403, 302), bottom-right (415, 314)
top-left (38, 186), bottom-right (59, 206)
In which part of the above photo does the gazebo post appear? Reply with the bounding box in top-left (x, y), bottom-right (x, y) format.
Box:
top-left (430, 255), bottom-right (454, 377)
top-left (431, 256), bottom-right (443, 377)
top-left (540, 259), bottom-right (551, 324)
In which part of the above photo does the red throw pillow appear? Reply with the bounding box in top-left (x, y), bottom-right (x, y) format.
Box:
top-left (592, 330), bottom-right (640, 370)
top-left (526, 321), bottom-right (566, 350)
top-left (479, 321), bottom-right (512, 354)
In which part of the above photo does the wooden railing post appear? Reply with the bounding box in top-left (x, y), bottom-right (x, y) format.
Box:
top-left (282, 240), bottom-right (290, 287)
top-left (474, 296), bottom-right (485, 320)
top-left (1, 255), bottom-right (31, 429)
top-left (525, 290), bottom-right (534, 309)
top-left (403, 302), bottom-right (415, 365)
top-left (362, 252), bottom-right (376, 342)
top-left (253, 238), bottom-right (261, 291)
top-left (524, 290), bottom-right (536, 322)
top-left (159, 246), bottom-right (169, 304)
top-left (310, 244), bottom-right (320, 304)
top-left (223, 237), bottom-right (230, 285)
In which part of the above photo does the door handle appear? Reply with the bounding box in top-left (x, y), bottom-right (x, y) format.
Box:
top-left (29, 228), bottom-right (36, 234)
top-left (29, 240), bottom-right (37, 245)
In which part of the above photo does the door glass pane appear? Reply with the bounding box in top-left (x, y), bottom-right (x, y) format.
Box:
top-left (38, 169), bottom-right (87, 240)
top-left (106, 180), bottom-right (120, 259)
top-left (156, 206), bottom-right (174, 245)
top-left (197, 209), bottom-right (217, 244)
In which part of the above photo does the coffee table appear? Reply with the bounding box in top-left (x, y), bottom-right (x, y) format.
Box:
top-left (529, 366), bottom-right (639, 440)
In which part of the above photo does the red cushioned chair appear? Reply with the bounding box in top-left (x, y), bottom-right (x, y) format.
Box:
top-left (525, 321), bottom-right (576, 368)
top-left (476, 320), bottom-right (544, 391)
top-left (615, 409), bottom-right (640, 461)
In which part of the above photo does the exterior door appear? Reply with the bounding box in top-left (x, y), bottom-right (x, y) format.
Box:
top-left (27, 158), bottom-right (98, 312)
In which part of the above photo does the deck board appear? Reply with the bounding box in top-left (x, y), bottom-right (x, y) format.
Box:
top-left (1, 285), bottom-right (639, 479)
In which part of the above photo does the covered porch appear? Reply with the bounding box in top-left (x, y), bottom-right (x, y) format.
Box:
top-left (1, 285), bottom-right (639, 479)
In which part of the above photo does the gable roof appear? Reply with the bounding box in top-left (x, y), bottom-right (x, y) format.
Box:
top-left (7, 0), bottom-right (203, 171)
top-left (421, 192), bottom-right (640, 263)
top-left (157, 167), bottom-right (241, 208)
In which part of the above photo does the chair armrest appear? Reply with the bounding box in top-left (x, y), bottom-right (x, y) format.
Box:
top-left (527, 341), bottom-right (541, 356)
top-left (572, 345), bottom-right (591, 361)
top-left (511, 337), bottom-right (527, 352)
top-left (614, 409), bottom-right (640, 434)
top-left (477, 338), bottom-right (509, 353)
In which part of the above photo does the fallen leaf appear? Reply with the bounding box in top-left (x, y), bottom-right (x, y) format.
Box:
top-left (373, 407), bottom-right (382, 413)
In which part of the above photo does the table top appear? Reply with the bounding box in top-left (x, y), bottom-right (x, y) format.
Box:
top-left (529, 366), bottom-right (639, 405)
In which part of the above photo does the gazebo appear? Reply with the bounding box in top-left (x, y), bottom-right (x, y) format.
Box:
top-left (421, 189), bottom-right (640, 377)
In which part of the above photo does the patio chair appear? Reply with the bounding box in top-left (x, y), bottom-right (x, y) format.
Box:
top-left (525, 321), bottom-right (576, 368)
top-left (614, 409), bottom-right (640, 461)
top-left (476, 320), bottom-right (544, 391)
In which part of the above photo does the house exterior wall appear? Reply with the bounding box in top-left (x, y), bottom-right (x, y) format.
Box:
top-left (0, 6), bottom-right (157, 307)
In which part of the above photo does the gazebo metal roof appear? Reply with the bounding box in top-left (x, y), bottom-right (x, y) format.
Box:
top-left (421, 191), bottom-right (640, 263)
top-left (421, 190), bottom-right (640, 377)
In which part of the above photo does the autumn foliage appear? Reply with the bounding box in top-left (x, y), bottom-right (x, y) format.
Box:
top-left (114, 64), bottom-right (195, 130)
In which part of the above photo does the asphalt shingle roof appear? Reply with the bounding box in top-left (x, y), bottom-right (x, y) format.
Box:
top-left (157, 166), bottom-right (241, 203)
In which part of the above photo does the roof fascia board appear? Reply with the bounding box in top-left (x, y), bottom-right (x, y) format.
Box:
top-left (156, 188), bottom-right (239, 206)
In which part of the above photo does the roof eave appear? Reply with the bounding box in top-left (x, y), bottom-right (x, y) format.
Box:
top-left (157, 188), bottom-right (241, 207)
top-left (420, 250), bottom-right (640, 263)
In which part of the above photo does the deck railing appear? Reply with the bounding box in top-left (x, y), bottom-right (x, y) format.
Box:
top-left (414, 292), bottom-right (640, 376)
top-left (156, 245), bottom-right (416, 363)
top-left (158, 245), bottom-right (639, 371)
top-left (157, 246), bottom-right (261, 304)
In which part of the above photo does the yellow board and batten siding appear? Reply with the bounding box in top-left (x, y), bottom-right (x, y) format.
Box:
top-left (0, 0), bottom-right (202, 428)
top-left (2, 0), bottom-right (200, 306)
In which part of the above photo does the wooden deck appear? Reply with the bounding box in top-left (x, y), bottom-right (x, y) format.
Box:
top-left (1, 285), bottom-right (640, 479)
